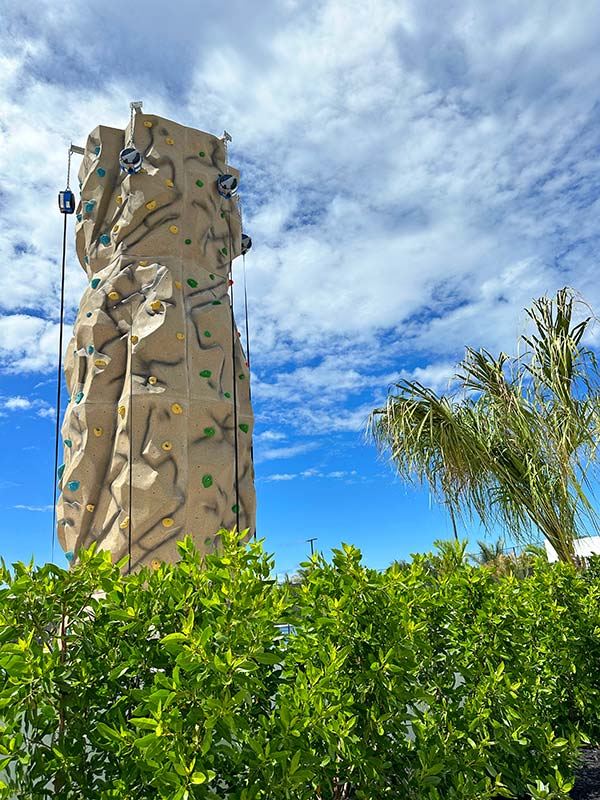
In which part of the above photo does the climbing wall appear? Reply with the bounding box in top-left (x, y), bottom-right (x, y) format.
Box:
top-left (56, 113), bottom-right (255, 570)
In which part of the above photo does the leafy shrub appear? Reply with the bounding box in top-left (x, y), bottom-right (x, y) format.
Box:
top-left (0, 532), bottom-right (599, 799)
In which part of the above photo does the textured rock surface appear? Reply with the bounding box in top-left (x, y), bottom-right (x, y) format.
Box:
top-left (56, 113), bottom-right (255, 569)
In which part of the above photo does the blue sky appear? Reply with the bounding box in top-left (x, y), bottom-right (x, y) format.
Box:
top-left (1, 0), bottom-right (599, 574)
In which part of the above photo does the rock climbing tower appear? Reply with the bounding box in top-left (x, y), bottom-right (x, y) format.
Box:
top-left (56, 108), bottom-right (255, 570)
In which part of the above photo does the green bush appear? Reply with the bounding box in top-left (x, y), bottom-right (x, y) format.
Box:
top-left (0, 531), bottom-right (599, 799)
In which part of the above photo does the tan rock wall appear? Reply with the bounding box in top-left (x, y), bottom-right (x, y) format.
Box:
top-left (56, 113), bottom-right (255, 569)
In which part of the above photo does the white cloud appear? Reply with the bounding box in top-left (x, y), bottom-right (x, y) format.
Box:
top-left (4, 397), bottom-right (32, 410)
top-left (13, 504), bottom-right (53, 512)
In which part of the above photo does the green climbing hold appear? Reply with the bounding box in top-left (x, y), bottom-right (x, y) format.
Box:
top-left (75, 391), bottom-right (84, 403)
top-left (57, 463), bottom-right (65, 480)
top-left (212, 300), bottom-right (221, 305)
top-left (231, 504), bottom-right (239, 514)
top-left (185, 238), bottom-right (192, 245)
top-left (224, 392), bottom-right (231, 398)
top-left (187, 278), bottom-right (198, 288)
top-left (196, 179), bottom-right (204, 187)
top-left (64, 439), bottom-right (72, 448)
top-left (67, 480), bottom-right (80, 492)
top-left (221, 247), bottom-right (228, 255)
top-left (203, 427), bottom-right (215, 437)
top-left (199, 151), bottom-right (205, 157)
top-left (203, 330), bottom-right (211, 337)
top-left (238, 374), bottom-right (246, 380)
top-left (209, 274), bottom-right (215, 280)
top-left (199, 370), bottom-right (212, 378)
top-left (202, 474), bottom-right (213, 488)
top-left (239, 423), bottom-right (249, 433)
top-left (91, 278), bottom-right (100, 289)
top-left (220, 211), bottom-right (225, 218)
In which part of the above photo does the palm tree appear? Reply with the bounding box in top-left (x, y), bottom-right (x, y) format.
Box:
top-left (369, 289), bottom-right (600, 563)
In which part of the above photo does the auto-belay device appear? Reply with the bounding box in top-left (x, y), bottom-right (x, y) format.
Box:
top-left (119, 101), bottom-right (144, 174)
top-left (217, 173), bottom-right (239, 199)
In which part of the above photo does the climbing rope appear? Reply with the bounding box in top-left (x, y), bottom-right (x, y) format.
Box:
top-left (227, 215), bottom-right (241, 533)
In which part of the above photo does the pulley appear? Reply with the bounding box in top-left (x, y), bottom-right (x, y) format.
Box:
top-left (119, 146), bottom-right (143, 174)
top-left (58, 189), bottom-right (76, 214)
top-left (241, 233), bottom-right (252, 255)
top-left (217, 174), bottom-right (239, 199)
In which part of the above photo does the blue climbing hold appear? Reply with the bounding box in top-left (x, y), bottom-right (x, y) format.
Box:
top-left (65, 550), bottom-right (74, 561)
top-left (85, 202), bottom-right (95, 213)
top-left (97, 168), bottom-right (106, 177)
top-left (75, 392), bottom-right (84, 404)
top-left (57, 464), bottom-right (65, 480)
top-left (91, 278), bottom-right (100, 289)
top-left (86, 312), bottom-right (92, 318)
top-left (67, 481), bottom-right (80, 492)
top-left (88, 345), bottom-right (94, 355)
top-left (76, 213), bottom-right (82, 222)
top-left (84, 256), bottom-right (89, 264)
top-left (94, 146), bottom-right (101, 155)
top-left (64, 439), bottom-right (72, 448)
top-left (99, 234), bottom-right (110, 246)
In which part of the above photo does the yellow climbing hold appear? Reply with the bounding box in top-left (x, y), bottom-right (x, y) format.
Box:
top-left (145, 200), bottom-right (157, 211)
top-left (118, 406), bottom-right (126, 417)
top-left (171, 403), bottom-right (183, 415)
top-left (119, 517), bottom-right (130, 530)
top-left (86, 504), bottom-right (95, 512)
top-left (169, 225), bottom-right (179, 234)
top-left (151, 558), bottom-right (160, 570)
top-left (108, 291), bottom-right (120, 301)
top-left (165, 137), bottom-right (174, 145)
top-left (93, 427), bottom-right (103, 437)
top-left (161, 441), bottom-right (172, 451)
top-left (144, 120), bottom-right (153, 128)
top-left (112, 224), bottom-right (119, 232)
top-left (148, 376), bottom-right (157, 385)
top-left (165, 179), bottom-right (174, 188)
top-left (139, 260), bottom-right (148, 266)
top-left (150, 300), bottom-right (162, 311)
top-left (174, 280), bottom-right (182, 290)
top-left (94, 359), bottom-right (107, 367)
top-left (131, 334), bottom-right (139, 344)
top-left (116, 195), bottom-right (123, 205)
top-left (162, 517), bottom-right (174, 527)
top-left (176, 332), bottom-right (185, 341)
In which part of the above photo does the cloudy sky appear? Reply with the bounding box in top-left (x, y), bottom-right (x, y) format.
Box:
top-left (0, 0), bottom-right (599, 571)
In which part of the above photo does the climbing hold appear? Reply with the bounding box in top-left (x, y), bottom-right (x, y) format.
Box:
top-left (185, 239), bottom-right (192, 245)
top-left (86, 312), bottom-right (92, 318)
top-left (94, 359), bottom-right (107, 367)
top-left (212, 300), bottom-right (222, 305)
top-left (57, 464), bottom-right (65, 480)
top-left (161, 441), bottom-right (172, 451)
top-left (150, 300), bottom-right (162, 311)
top-left (232, 504), bottom-right (239, 513)
top-left (162, 517), bottom-right (174, 527)
top-left (84, 256), bottom-right (89, 264)
top-left (75, 391), bottom-right (84, 403)
top-left (204, 330), bottom-right (211, 337)
top-left (88, 345), bottom-right (94, 354)
top-left (144, 120), bottom-right (153, 128)
top-left (199, 370), bottom-right (212, 378)
top-left (112, 224), bottom-right (119, 233)
top-left (217, 174), bottom-right (239, 199)
top-left (64, 439), bottom-right (72, 448)
top-left (187, 278), bottom-right (198, 288)
top-left (148, 376), bottom-right (157, 385)
top-left (145, 200), bottom-right (157, 211)
top-left (202, 474), bottom-right (213, 488)
top-left (239, 423), bottom-right (249, 433)
top-left (165, 137), bottom-right (174, 145)
top-left (221, 247), bottom-right (228, 255)
top-left (118, 406), bottom-right (126, 417)
top-left (237, 331), bottom-right (241, 337)
top-left (131, 335), bottom-right (139, 344)
top-left (65, 550), bottom-right (74, 562)
top-left (209, 274), bottom-right (215, 280)
top-left (119, 146), bottom-right (143, 174)
top-left (239, 374), bottom-right (246, 380)
top-left (176, 332), bottom-right (185, 340)
top-left (203, 427), bottom-right (215, 437)
top-left (228, 279), bottom-right (234, 286)
top-left (119, 517), bottom-right (130, 530)
top-left (116, 195), bottom-right (123, 205)
top-left (76, 213), bottom-right (82, 222)
top-left (165, 178), bottom-right (174, 187)
top-left (175, 281), bottom-right (182, 289)
top-left (169, 225), bottom-right (179, 234)
top-left (108, 291), bottom-right (120, 301)
top-left (97, 168), bottom-right (106, 177)
top-left (139, 261), bottom-right (148, 266)
top-left (199, 151), bottom-right (205, 157)
top-left (151, 558), bottom-right (160, 570)
top-left (67, 481), bottom-right (80, 492)
top-left (85, 201), bottom-right (95, 213)
top-left (93, 427), bottom-right (103, 437)
top-left (241, 234), bottom-right (252, 255)
top-left (99, 234), bottom-right (110, 246)
top-left (86, 504), bottom-right (95, 512)
top-left (91, 278), bottom-right (100, 289)
top-left (195, 179), bottom-right (204, 188)
top-left (220, 211), bottom-right (225, 219)
top-left (171, 403), bottom-right (183, 415)
top-left (94, 146), bottom-right (101, 155)
top-left (224, 392), bottom-right (231, 399)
